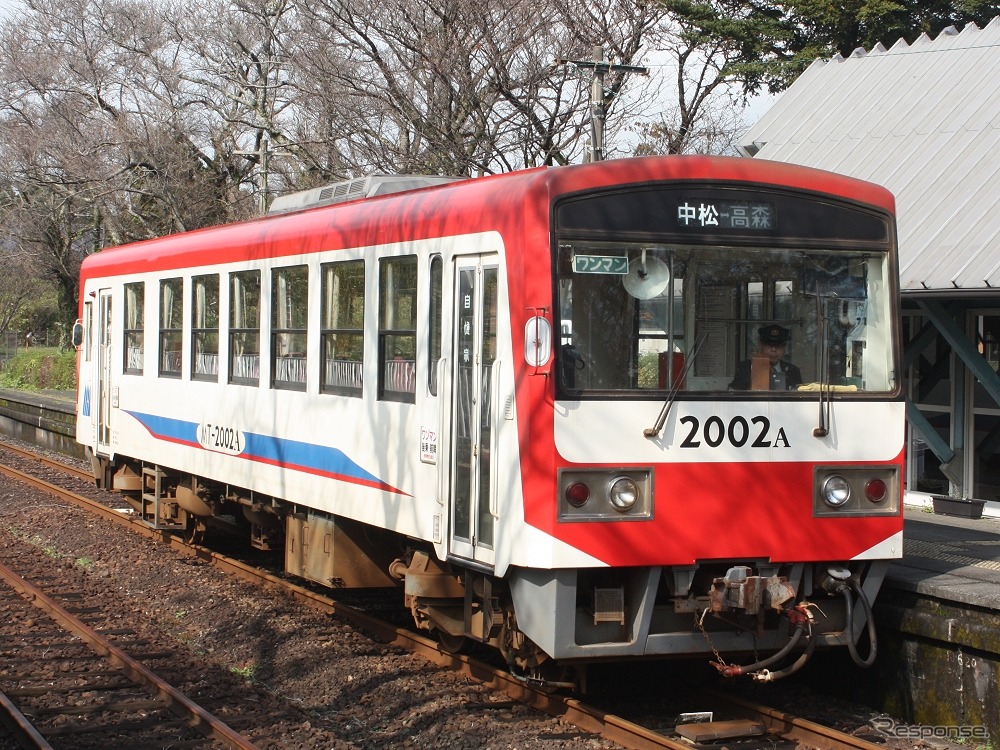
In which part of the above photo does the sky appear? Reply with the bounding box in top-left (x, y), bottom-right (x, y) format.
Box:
top-left (0, 0), bottom-right (22, 21)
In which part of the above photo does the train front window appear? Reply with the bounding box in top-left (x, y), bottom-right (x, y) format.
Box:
top-left (556, 243), bottom-right (896, 395)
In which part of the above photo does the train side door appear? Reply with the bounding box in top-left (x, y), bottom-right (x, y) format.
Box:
top-left (448, 255), bottom-right (499, 566)
top-left (96, 288), bottom-right (113, 455)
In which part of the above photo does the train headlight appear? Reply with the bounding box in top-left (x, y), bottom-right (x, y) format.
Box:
top-left (608, 477), bottom-right (639, 512)
top-left (822, 475), bottom-right (852, 507)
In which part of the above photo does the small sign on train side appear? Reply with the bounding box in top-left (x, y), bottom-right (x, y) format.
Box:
top-left (573, 255), bottom-right (628, 274)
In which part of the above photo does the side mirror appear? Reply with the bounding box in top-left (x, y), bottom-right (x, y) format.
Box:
top-left (71, 319), bottom-right (84, 349)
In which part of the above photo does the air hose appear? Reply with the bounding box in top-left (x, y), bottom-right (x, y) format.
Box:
top-left (710, 610), bottom-right (810, 679)
top-left (751, 622), bottom-right (817, 682)
top-left (843, 577), bottom-right (878, 667)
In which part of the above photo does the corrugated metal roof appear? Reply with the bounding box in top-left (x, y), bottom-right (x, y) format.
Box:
top-left (739, 17), bottom-right (1000, 293)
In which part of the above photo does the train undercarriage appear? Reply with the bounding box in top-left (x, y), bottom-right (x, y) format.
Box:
top-left (90, 452), bottom-right (883, 688)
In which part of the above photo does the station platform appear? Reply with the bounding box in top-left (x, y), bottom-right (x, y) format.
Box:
top-left (0, 387), bottom-right (76, 412)
top-left (889, 503), bottom-right (1000, 611)
top-left (870, 504), bottom-right (1000, 736)
top-left (0, 387), bottom-right (81, 458)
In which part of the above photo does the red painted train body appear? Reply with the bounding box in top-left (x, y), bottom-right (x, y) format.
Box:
top-left (75, 156), bottom-right (903, 684)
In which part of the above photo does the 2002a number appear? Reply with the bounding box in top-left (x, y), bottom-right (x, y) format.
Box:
top-left (678, 415), bottom-right (789, 448)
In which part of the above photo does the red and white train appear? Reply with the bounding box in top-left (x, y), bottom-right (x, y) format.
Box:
top-left (74, 155), bottom-right (904, 685)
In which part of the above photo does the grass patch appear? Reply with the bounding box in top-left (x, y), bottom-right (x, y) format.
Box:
top-left (231, 664), bottom-right (258, 680)
top-left (0, 347), bottom-right (76, 390)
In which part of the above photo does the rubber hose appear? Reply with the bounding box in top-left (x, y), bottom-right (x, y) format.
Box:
top-left (843, 578), bottom-right (877, 667)
top-left (752, 624), bottom-right (816, 682)
top-left (713, 620), bottom-right (805, 677)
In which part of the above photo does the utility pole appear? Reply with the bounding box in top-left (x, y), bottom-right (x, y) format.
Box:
top-left (557, 46), bottom-right (648, 162)
top-left (235, 38), bottom-right (290, 214)
top-left (236, 136), bottom-right (288, 215)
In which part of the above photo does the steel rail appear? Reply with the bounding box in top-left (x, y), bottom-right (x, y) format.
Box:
top-left (0, 686), bottom-right (56, 750)
top-left (704, 690), bottom-right (889, 750)
top-left (0, 558), bottom-right (260, 750)
top-left (0, 457), bottom-right (695, 749)
top-left (0, 441), bottom-right (93, 483)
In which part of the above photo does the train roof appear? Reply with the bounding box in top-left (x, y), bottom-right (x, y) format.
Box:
top-left (80, 155), bottom-right (895, 280)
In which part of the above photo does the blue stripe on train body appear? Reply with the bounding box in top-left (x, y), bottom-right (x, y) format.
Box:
top-left (123, 410), bottom-right (401, 493)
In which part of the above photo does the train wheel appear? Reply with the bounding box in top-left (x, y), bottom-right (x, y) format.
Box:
top-left (435, 629), bottom-right (467, 655)
top-left (185, 518), bottom-right (208, 545)
top-left (500, 622), bottom-right (575, 691)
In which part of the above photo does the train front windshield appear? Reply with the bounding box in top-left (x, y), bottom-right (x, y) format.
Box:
top-left (556, 242), bottom-right (896, 395)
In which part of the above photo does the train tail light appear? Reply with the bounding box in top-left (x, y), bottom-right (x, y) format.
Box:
top-left (566, 482), bottom-right (590, 507)
top-left (813, 466), bottom-right (899, 516)
top-left (865, 478), bottom-right (888, 503)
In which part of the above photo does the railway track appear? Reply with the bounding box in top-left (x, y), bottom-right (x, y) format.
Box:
top-left (0, 557), bottom-right (258, 749)
top-left (0, 440), bottom-right (893, 750)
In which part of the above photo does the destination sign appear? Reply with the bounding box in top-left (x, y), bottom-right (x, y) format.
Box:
top-left (676, 200), bottom-right (775, 231)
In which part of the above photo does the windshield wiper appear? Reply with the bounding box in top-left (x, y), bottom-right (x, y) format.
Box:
top-left (813, 294), bottom-right (834, 437)
top-left (644, 331), bottom-right (708, 439)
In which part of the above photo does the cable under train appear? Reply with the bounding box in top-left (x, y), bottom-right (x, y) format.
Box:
top-left (73, 155), bottom-right (904, 687)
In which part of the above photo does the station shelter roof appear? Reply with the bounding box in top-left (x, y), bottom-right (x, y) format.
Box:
top-left (738, 18), bottom-right (1000, 295)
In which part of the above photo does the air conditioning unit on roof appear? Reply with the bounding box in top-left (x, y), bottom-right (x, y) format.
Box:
top-left (267, 174), bottom-right (463, 215)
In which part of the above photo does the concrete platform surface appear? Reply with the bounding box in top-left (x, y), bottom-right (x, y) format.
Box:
top-left (889, 506), bottom-right (1000, 610)
top-left (0, 387), bottom-right (75, 411)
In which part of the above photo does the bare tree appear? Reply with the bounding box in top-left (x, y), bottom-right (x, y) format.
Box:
top-left (631, 11), bottom-right (751, 155)
top-left (0, 0), bottom-right (245, 321)
top-left (0, 0), bottom-right (310, 323)
top-left (632, 101), bottom-right (748, 156)
top-left (299, 0), bottom-right (504, 175)
top-left (297, 0), bottom-right (619, 175)
top-left (165, 0), bottom-right (304, 213)
top-left (0, 0), bottom-right (755, 336)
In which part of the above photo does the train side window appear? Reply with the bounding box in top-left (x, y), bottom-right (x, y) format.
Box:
top-left (229, 270), bottom-right (261, 386)
top-left (378, 255), bottom-right (417, 403)
top-left (123, 282), bottom-right (144, 375)
top-left (159, 278), bottom-right (183, 378)
top-left (428, 254), bottom-right (442, 396)
top-left (272, 265), bottom-right (308, 391)
top-left (320, 260), bottom-right (364, 397)
top-left (191, 274), bottom-right (219, 381)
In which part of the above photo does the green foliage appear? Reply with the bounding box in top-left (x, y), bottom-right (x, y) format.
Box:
top-left (659, 0), bottom-right (1000, 96)
top-left (15, 288), bottom-right (63, 341)
top-left (0, 347), bottom-right (76, 391)
top-left (638, 352), bottom-right (661, 389)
